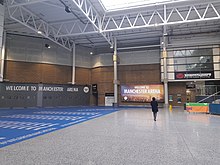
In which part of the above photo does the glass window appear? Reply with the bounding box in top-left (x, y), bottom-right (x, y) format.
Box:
top-left (173, 48), bottom-right (212, 57)
top-left (174, 65), bottom-right (187, 72)
top-left (174, 58), bottom-right (187, 64)
top-left (186, 57), bottom-right (200, 64)
top-left (171, 48), bottom-right (214, 72)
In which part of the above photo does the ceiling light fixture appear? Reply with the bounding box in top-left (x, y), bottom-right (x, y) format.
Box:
top-left (45, 44), bottom-right (51, 49)
top-left (65, 6), bottom-right (71, 13)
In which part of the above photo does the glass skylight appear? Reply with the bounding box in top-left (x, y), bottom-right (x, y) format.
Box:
top-left (100, 0), bottom-right (172, 11)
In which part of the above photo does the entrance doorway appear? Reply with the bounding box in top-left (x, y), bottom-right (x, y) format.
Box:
top-left (186, 89), bottom-right (196, 102)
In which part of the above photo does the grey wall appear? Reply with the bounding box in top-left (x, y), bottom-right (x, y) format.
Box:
top-left (6, 33), bottom-right (160, 69)
top-left (6, 34), bottom-right (92, 68)
top-left (92, 49), bottom-right (160, 67)
top-left (75, 45), bottom-right (92, 68)
top-left (168, 32), bottom-right (220, 48)
top-left (6, 34), bottom-right (72, 66)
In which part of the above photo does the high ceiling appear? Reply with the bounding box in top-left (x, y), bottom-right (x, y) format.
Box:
top-left (4, 0), bottom-right (220, 51)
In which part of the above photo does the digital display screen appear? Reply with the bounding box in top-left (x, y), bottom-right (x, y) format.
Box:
top-left (121, 84), bottom-right (164, 102)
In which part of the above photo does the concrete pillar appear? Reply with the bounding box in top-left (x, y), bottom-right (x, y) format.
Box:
top-left (163, 5), bottom-right (169, 106)
top-left (0, 3), bottom-right (5, 82)
top-left (72, 43), bottom-right (76, 84)
top-left (113, 38), bottom-right (118, 107)
top-left (163, 26), bottom-right (169, 106)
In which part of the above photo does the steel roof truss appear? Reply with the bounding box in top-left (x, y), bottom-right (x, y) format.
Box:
top-left (65, 0), bottom-right (99, 29)
top-left (62, 0), bottom-right (113, 46)
top-left (102, 2), bottom-right (220, 32)
top-left (211, 3), bottom-right (220, 17)
top-left (7, 4), bottom-right (72, 51)
top-left (7, 0), bottom-right (49, 7)
top-left (53, 21), bottom-right (98, 37)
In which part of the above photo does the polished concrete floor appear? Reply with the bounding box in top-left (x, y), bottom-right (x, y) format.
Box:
top-left (0, 107), bottom-right (220, 165)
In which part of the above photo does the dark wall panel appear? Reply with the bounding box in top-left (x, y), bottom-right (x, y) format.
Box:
top-left (0, 83), bottom-right (90, 108)
top-left (42, 84), bottom-right (90, 107)
top-left (168, 82), bottom-right (186, 106)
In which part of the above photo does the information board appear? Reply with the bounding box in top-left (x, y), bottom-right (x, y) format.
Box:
top-left (121, 84), bottom-right (164, 102)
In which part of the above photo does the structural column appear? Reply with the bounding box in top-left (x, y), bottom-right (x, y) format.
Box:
top-left (162, 4), bottom-right (169, 106)
top-left (163, 26), bottom-right (169, 106)
top-left (0, 2), bottom-right (5, 82)
top-left (71, 43), bottom-right (76, 84)
top-left (113, 37), bottom-right (118, 106)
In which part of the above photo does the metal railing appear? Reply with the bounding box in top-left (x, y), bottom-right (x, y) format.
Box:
top-left (197, 91), bottom-right (220, 103)
top-left (196, 85), bottom-right (220, 96)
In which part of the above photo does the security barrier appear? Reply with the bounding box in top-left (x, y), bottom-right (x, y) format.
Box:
top-left (186, 103), bottom-right (209, 113)
top-left (209, 104), bottom-right (220, 115)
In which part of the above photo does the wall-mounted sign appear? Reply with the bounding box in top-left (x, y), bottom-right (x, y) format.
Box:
top-left (121, 84), bottom-right (164, 102)
top-left (175, 71), bottom-right (214, 79)
top-left (186, 83), bottom-right (196, 89)
top-left (83, 86), bottom-right (90, 93)
top-left (3, 84), bottom-right (80, 93)
top-left (104, 93), bottom-right (114, 106)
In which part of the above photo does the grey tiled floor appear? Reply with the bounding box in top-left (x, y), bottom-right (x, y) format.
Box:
top-left (0, 107), bottom-right (220, 165)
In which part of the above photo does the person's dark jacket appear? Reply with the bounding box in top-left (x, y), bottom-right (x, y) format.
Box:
top-left (151, 100), bottom-right (158, 112)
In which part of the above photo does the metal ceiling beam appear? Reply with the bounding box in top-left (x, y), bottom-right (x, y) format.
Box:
top-left (50, 19), bottom-right (99, 37)
top-left (102, 1), bottom-right (220, 32)
top-left (7, 0), bottom-right (49, 7)
top-left (53, 20), bottom-right (98, 37)
top-left (6, 0), bottom-right (220, 48)
top-left (7, 3), bottom-right (73, 51)
top-left (60, 0), bottom-right (113, 46)
top-left (41, 1), bottom-right (82, 14)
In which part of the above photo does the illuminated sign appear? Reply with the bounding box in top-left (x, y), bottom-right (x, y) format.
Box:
top-left (175, 71), bottom-right (214, 79)
top-left (121, 85), bottom-right (164, 102)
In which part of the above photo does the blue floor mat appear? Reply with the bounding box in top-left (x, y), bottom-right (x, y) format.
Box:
top-left (0, 107), bottom-right (117, 148)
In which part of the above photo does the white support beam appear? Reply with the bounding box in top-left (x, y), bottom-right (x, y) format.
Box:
top-left (7, 3), bottom-right (73, 51)
top-left (51, 20), bottom-right (99, 37)
top-left (102, 2), bottom-right (220, 32)
top-left (61, 0), bottom-right (113, 46)
top-left (6, 0), bottom-right (220, 49)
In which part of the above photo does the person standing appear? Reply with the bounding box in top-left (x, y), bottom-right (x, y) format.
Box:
top-left (151, 97), bottom-right (158, 121)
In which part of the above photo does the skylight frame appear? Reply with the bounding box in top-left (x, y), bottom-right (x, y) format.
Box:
top-left (98, 0), bottom-right (193, 12)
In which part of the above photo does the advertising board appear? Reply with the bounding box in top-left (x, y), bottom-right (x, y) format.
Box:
top-left (121, 84), bottom-right (164, 102)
